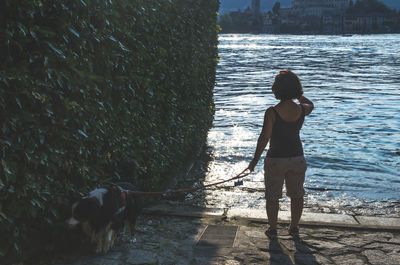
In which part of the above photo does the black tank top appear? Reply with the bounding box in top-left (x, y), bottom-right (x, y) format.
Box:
top-left (266, 105), bottom-right (305, 158)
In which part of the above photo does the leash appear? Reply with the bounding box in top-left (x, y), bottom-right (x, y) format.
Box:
top-left (126, 168), bottom-right (251, 195)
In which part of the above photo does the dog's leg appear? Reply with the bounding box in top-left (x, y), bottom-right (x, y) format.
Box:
top-left (105, 229), bottom-right (113, 253)
top-left (99, 228), bottom-right (106, 254)
top-left (129, 218), bottom-right (137, 244)
top-left (101, 224), bottom-right (113, 254)
top-left (83, 223), bottom-right (102, 254)
top-left (94, 230), bottom-right (102, 254)
top-left (111, 228), bottom-right (118, 246)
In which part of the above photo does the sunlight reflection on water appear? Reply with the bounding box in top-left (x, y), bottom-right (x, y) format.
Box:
top-left (186, 34), bottom-right (400, 216)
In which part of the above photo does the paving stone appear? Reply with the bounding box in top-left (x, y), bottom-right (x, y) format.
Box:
top-left (274, 239), bottom-right (297, 253)
top-left (292, 240), bottom-right (314, 254)
top-left (388, 236), bottom-right (400, 244)
top-left (144, 203), bottom-right (225, 218)
top-left (269, 253), bottom-right (296, 265)
top-left (332, 254), bottom-right (366, 265)
top-left (314, 254), bottom-right (335, 265)
top-left (51, 210), bottom-right (400, 265)
top-left (126, 250), bottom-right (158, 265)
top-left (190, 256), bottom-right (212, 265)
top-left (100, 259), bottom-right (126, 265)
top-left (224, 259), bottom-right (242, 265)
top-left (234, 227), bottom-right (261, 248)
top-left (337, 238), bottom-right (370, 249)
top-left (243, 229), bottom-right (267, 239)
top-left (227, 208), bottom-right (268, 220)
top-left (363, 242), bottom-right (400, 253)
top-left (81, 255), bottom-right (125, 265)
top-left (156, 256), bottom-right (189, 265)
top-left (362, 249), bottom-right (400, 265)
top-left (103, 251), bottom-right (123, 260)
top-left (294, 253), bottom-right (325, 265)
top-left (235, 239), bottom-right (258, 249)
top-left (338, 236), bottom-right (369, 248)
top-left (268, 239), bottom-right (285, 252)
top-left (305, 229), bottom-right (345, 240)
top-left (301, 212), bottom-right (358, 225)
top-left (302, 238), bottom-right (346, 251)
top-left (356, 216), bottom-right (400, 228)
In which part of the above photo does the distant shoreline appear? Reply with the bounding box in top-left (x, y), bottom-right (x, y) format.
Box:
top-left (218, 32), bottom-right (400, 35)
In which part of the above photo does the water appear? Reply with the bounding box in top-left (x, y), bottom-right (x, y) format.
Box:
top-left (186, 34), bottom-right (400, 217)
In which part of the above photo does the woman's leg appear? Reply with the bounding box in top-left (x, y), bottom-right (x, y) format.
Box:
top-left (285, 156), bottom-right (307, 230)
top-left (264, 157), bottom-right (285, 232)
top-left (266, 200), bottom-right (279, 230)
top-left (290, 197), bottom-right (303, 230)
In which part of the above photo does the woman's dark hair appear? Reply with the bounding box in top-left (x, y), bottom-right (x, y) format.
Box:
top-left (271, 70), bottom-right (303, 100)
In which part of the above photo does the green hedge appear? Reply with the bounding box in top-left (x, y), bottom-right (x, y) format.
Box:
top-left (0, 0), bottom-right (219, 262)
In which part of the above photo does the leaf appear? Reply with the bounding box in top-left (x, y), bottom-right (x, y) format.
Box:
top-left (78, 129), bottom-right (88, 138)
top-left (68, 27), bottom-right (80, 38)
top-left (0, 211), bottom-right (7, 220)
top-left (108, 35), bottom-right (117, 42)
top-left (15, 98), bottom-right (22, 108)
top-left (119, 42), bottom-right (130, 52)
top-left (46, 42), bottom-right (64, 57)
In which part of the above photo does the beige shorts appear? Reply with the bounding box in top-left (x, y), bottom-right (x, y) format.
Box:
top-left (264, 156), bottom-right (307, 201)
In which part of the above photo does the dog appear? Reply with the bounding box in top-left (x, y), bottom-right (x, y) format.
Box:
top-left (67, 160), bottom-right (142, 254)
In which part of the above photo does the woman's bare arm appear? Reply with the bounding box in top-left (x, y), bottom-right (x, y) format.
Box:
top-left (298, 95), bottom-right (314, 116)
top-left (248, 107), bottom-right (275, 172)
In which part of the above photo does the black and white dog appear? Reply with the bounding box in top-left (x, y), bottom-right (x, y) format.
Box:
top-left (67, 160), bottom-right (142, 254)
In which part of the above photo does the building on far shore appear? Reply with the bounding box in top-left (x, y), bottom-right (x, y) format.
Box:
top-left (343, 13), bottom-right (398, 33)
top-left (219, 0), bottom-right (400, 34)
top-left (292, 0), bottom-right (348, 17)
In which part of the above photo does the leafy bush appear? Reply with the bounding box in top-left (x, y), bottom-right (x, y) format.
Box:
top-left (0, 0), bottom-right (219, 262)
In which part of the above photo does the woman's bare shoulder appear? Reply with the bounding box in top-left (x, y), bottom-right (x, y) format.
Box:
top-left (265, 106), bottom-right (276, 121)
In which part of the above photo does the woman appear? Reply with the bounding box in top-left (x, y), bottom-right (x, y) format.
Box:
top-left (247, 70), bottom-right (314, 239)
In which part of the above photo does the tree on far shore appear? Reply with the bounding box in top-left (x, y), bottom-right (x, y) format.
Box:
top-left (272, 1), bottom-right (280, 16)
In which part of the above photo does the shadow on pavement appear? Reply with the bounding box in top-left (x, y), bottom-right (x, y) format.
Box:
top-left (269, 237), bottom-right (320, 265)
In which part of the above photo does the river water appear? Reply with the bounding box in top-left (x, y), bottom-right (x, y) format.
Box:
top-left (185, 34), bottom-right (400, 217)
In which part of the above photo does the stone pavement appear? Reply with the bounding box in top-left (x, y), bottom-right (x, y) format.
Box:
top-left (55, 202), bottom-right (400, 265)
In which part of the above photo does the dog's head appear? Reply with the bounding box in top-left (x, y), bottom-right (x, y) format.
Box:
top-left (67, 188), bottom-right (108, 227)
top-left (67, 186), bottom-right (128, 228)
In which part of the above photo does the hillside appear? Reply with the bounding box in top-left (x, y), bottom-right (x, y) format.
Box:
top-left (219, 0), bottom-right (400, 14)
